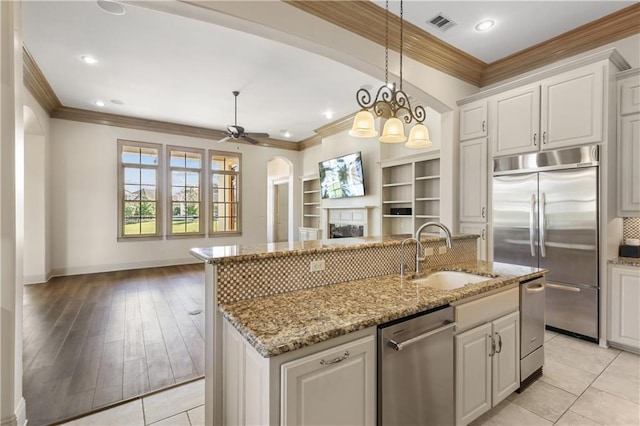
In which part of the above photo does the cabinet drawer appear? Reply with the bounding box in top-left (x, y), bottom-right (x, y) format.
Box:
top-left (455, 287), bottom-right (518, 333)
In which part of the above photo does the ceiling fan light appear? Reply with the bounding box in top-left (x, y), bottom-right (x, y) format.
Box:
top-left (379, 117), bottom-right (407, 143)
top-left (349, 110), bottom-right (378, 138)
top-left (405, 123), bottom-right (432, 148)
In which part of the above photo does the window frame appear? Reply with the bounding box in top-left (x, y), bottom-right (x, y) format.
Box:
top-left (166, 145), bottom-right (205, 238)
top-left (117, 139), bottom-right (163, 241)
top-left (209, 150), bottom-right (242, 236)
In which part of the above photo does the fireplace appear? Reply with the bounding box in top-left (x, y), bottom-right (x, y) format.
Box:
top-left (325, 207), bottom-right (372, 239)
top-left (330, 224), bottom-right (365, 238)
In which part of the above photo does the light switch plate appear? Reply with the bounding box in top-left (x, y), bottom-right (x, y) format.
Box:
top-left (438, 246), bottom-right (447, 254)
top-left (425, 247), bottom-right (434, 256)
top-left (310, 259), bottom-right (325, 272)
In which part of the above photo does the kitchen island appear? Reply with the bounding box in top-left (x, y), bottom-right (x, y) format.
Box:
top-left (190, 235), bottom-right (546, 425)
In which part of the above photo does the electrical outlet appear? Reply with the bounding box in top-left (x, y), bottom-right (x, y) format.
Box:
top-left (438, 246), bottom-right (448, 254)
top-left (310, 259), bottom-right (325, 272)
top-left (425, 247), bottom-right (434, 256)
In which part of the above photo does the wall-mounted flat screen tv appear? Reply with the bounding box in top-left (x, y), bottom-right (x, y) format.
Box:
top-left (318, 151), bottom-right (365, 199)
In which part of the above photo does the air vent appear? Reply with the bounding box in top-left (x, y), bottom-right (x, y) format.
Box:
top-left (427, 13), bottom-right (457, 31)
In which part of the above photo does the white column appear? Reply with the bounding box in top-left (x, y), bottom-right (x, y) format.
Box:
top-left (0, 1), bottom-right (25, 425)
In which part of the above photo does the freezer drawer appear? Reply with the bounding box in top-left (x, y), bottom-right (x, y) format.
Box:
top-left (545, 282), bottom-right (598, 339)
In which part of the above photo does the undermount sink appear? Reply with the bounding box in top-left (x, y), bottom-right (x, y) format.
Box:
top-left (411, 271), bottom-right (492, 291)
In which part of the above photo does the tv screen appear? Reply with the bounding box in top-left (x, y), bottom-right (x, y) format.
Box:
top-left (318, 151), bottom-right (365, 199)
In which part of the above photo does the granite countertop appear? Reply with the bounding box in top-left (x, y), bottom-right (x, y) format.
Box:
top-left (220, 261), bottom-right (546, 358)
top-left (189, 234), bottom-right (477, 265)
top-left (608, 257), bottom-right (640, 267)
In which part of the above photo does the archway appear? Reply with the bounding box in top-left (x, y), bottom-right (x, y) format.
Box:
top-left (266, 157), bottom-right (294, 243)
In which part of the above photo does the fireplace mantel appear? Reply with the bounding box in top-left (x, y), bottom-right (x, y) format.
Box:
top-left (324, 207), bottom-right (373, 238)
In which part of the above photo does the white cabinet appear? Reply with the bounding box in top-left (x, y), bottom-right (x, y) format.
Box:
top-left (381, 152), bottom-right (440, 236)
top-left (459, 100), bottom-right (488, 141)
top-left (455, 311), bottom-right (520, 425)
top-left (223, 319), bottom-right (376, 425)
top-left (459, 138), bottom-right (488, 223)
top-left (281, 335), bottom-right (376, 426)
top-left (492, 85), bottom-right (540, 156)
top-left (608, 264), bottom-right (640, 352)
top-left (299, 227), bottom-right (320, 241)
top-left (492, 63), bottom-right (605, 157)
top-left (460, 223), bottom-right (489, 261)
top-left (617, 69), bottom-right (640, 217)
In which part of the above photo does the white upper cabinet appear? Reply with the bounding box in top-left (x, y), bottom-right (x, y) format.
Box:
top-left (459, 138), bottom-right (488, 223)
top-left (492, 85), bottom-right (540, 156)
top-left (459, 100), bottom-right (488, 141)
top-left (492, 62), bottom-right (606, 157)
top-left (618, 69), bottom-right (640, 217)
top-left (541, 63), bottom-right (604, 149)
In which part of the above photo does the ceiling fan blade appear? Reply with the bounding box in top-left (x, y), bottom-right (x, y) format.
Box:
top-left (242, 136), bottom-right (261, 145)
top-left (244, 132), bottom-right (270, 138)
top-left (217, 136), bottom-right (232, 144)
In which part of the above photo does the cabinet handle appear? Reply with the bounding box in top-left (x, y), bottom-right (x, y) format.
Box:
top-left (533, 133), bottom-right (537, 146)
top-left (495, 332), bottom-right (503, 354)
top-left (542, 131), bottom-right (547, 144)
top-left (481, 229), bottom-right (485, 240)
top-left (488, 334), bottom-right (496, 357)
top-left (482, 120), bottom-right (486, 132)
top-left (320, 351), bottom-right (350, 365)
top-left (481, 206), bottom-right (485, 218)
top-left (389, 322), bottom-right (456, 351)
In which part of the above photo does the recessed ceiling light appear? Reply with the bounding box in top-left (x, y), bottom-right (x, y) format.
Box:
top-left (324, 111), bottom-right (334, 120)
top-left (96, 0), bottom-right (126, 16)
top-left (81, 55), bottom-right (98, 65)
top-left (94, 100), bottom-right (105, 107)
top-left (283, 131), bottom-right (291, 138)
top-left (475, 19), bottom-right (495, 32)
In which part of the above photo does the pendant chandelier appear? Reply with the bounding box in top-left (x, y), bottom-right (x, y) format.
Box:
top-left (349, 0), bottom-right (432, 149)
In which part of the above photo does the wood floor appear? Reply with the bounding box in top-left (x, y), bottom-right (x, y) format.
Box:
top-left (22, 264), bottom-right (205, 426)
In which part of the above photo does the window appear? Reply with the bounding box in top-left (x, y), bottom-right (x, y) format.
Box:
top-left (168, 146), bottom-right (204, 237)
top-left (210, 151), bottom-right (241, 234)
top-left (118, 140), bottom-right (162, 239)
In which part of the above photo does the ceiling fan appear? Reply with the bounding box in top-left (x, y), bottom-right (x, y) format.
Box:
top-left (218, 91), bottom-right (269, 145)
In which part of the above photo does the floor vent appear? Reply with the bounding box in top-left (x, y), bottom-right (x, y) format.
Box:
top-left (428, 13), bottom-right (457, 31)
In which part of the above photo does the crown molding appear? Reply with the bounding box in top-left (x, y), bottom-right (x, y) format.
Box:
top-left (23, 46), bottom-right (62, 113)
top-left (481, 3), bottom-right (640, 86)
top-left (285, 1), bottom-right (640, 89)
top-left (50, 106), bottom-right (299, 151)
top-left (284, 0), bottom-right (486, 87)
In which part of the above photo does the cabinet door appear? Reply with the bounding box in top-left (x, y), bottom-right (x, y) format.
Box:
top-left (281, 335), bottom-right (375, 426)
top-left (492, 85), bottom-right (540, 157)
top-left (609, 265), bottom-right (640, 350)
top-left (460, 223), bottom-right (488, 261)
top-left (459, 138), bottom-right (488, 223)
top-left (460, 100), bottom-right (488, 141)
top-left (620, 74), bottom-right (640, 115)
top-left (619, 115), bottom-right (640, 216)
top-left (541, 64), bottom-right (604, 149)
top-left (491, 311), bottom-right (520, 405)
top-left (455, 323), bottom-right (492, 426)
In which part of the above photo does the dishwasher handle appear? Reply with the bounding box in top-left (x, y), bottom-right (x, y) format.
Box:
top-left (388, 322), bottom-right (456, 351)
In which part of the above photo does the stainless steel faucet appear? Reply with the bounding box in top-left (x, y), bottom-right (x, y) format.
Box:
top-left (400, 237), bottom-right (423, 280)
top-left (414, 222), bottom-right (453, 275)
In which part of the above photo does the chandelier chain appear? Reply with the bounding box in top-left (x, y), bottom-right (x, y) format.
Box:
top-left (400, 0), bottom-right (403, 92)
top-left (384, 0), bottom-right (389, 85)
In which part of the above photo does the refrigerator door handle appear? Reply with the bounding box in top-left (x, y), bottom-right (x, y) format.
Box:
top-left (529, 193), bottom-right (536, 257)
top-left (540, 192), bottom-right (547, 258)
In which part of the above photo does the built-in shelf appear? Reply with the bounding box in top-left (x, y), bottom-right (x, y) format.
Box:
top-left (303, 190), bottom-right (320, 194)
top-left (380, 152), bottom-right (441, 236)
top-left (303, 202), bottom-right (320, 206)
top-left (304, 214), bottom-right (321, 218)
top-left (300, 176), bottom-right (322, 238)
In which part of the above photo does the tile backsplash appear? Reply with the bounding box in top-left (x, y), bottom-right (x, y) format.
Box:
top-left (623, 217), bottom-right (640, 240)
top-left (216, 236), bottom-right (478, 305)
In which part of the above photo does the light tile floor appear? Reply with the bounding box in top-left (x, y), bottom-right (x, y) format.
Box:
top-left (62, 332), bottom-right (639, 426)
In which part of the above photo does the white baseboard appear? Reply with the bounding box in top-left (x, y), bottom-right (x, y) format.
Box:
top-left (1, 397), bottom-right (26, 426)
top-left (23, 274), bottom-right (48, 285)
top-left (49, 257), bottom-right (201, 278)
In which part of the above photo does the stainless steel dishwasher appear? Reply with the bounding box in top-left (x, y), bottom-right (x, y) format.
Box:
top-left (378, 305), bottom-right (455, 426)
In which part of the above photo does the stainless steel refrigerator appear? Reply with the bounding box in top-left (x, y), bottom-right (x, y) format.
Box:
top-left (493, 145), bottom-right (599, 340)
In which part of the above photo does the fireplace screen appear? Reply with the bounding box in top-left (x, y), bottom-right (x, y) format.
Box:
top-left (329, 224), bottom-right (364, 238)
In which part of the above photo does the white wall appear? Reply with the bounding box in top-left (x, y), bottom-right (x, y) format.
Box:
top-left (23, 91), bottom-right (50, 284)
top-left (49, 118), bottom-right (300, 276)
